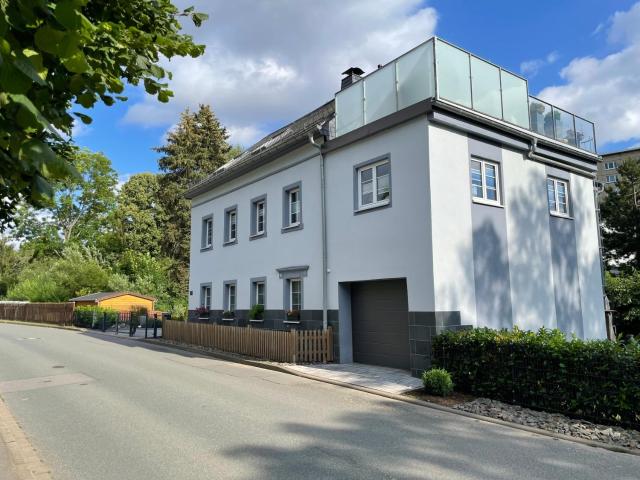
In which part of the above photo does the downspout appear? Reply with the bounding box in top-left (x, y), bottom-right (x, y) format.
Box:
top-left (309, 132), bottom-right (328, 331)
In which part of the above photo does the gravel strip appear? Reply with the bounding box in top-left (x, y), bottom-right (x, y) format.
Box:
top-left (455, 398), bottom-right (640, 451)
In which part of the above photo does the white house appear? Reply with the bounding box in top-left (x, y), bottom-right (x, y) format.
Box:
top-left (185, 38), bottom-right (605, 376)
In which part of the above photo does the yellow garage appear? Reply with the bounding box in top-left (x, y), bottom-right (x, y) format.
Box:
top-left (70, 292), bottom-right (155, 313)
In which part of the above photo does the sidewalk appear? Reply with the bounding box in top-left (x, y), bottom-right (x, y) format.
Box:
top-left (0, 438), bottom-right (19, 480)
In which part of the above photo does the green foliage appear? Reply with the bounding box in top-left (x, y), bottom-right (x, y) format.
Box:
top-left (0, 238), bottom-right (26, 296)
top-left (155, 105), bottom-right (234, 290)
top-left (432, 327), bottom-right (640, 427)
top-left (421, 368), bottom-right (454, 396)
top-left (606, 270), bottom-right (640, 336)
top-left (249, 304), bottom-right (264, 320)
top-left (74, 305), bottom-right (118, 329)
top-left (0, 0), bottom-right (207, 227)
top-left (222, 310), bottom-right (234, 319)
top-left (601, 160), bottom-right (640, 270)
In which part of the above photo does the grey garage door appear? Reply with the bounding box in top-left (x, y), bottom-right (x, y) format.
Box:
top-left (351, 279), bottom-right (410, 370)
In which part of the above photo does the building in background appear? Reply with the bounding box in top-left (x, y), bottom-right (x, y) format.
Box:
top-left (70, 292), bottom-right (156, 313)
top-left (597, 147), bottom-right (640, 192)
top-left (186, 37), bottom-right (604, 377)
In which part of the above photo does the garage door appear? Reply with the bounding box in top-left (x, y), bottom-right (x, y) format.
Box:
top-left (351, 279), bottom-right (410, 370)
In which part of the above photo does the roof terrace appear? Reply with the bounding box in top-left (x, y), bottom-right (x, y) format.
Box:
top-left (335, 37), bottom-right (596, 154)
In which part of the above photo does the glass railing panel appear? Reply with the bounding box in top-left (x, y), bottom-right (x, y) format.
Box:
top-left (364, 63), bottom-right (397, 124)
top-left (436, 40), bottom-right (472, 108)
top-left (529, 97), bottom-right (555, 138)
top-left (500, 70), bottom-right (529, 129)
top-left (335, 80), bottom-right (364, 136)
top-left (553, 107), bottom-right (577, 147)
top-left (396, 40), bottom-right (435, 110)
top-left (470, 56), bottom-right (502, 119)
top-left (574, 116), bottom-right (596, 153)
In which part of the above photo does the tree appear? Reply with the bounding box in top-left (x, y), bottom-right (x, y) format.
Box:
top-left (155, 105), bottom-right (233, 289)
top-left (0, 238), bottom-right (26, 297)
top-left (12, 149), bottom-right (118, 255)
top-left (114, 173), bottom-right (165, 257)
top-left (0, 1), bottom-right (207, 228)
top-left (605, 270), bottom-right (640, 337)
top-left (600, 160), bottom-right (640, 270)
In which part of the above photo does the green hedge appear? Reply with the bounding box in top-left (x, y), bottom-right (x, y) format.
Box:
top-left (74, 306), bottom-right (119, 329)
top-left (432, 327), bottom-right (640, 427)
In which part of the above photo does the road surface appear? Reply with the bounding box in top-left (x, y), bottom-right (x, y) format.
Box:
top-left (0, 323), bottom-right (638, 479)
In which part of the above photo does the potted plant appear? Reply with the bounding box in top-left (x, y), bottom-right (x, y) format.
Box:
top-left (286, 309), bottom-right (300, 322)
top-left (195, 306), bottom-right (210, 320)
top-left (249, 304), bottom-right (264, 321)
top-left (222, 310), bottom-right (235, 320)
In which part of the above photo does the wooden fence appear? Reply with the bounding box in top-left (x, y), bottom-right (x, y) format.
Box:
top-left (0, 302), bottom-right (75, 326)
top-left (162, 320), bottom-right (334, 363)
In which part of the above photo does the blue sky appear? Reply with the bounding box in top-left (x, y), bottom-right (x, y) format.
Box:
top-left (73, 0), bottom-right (640, 179)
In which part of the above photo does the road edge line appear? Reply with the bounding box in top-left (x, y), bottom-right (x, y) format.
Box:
top-left (142, 338), bottom-right (639, 457)
top-left (0, 320), bottom-right (84, 332)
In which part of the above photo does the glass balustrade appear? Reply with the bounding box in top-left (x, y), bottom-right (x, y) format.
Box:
top-left (334, 37), bottom-right (596, 153)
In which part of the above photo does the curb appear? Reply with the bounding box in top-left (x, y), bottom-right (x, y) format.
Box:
top-left (143, 338), bottom-right (640, 457)
top-left (0, 320), bottom-right (84, 332)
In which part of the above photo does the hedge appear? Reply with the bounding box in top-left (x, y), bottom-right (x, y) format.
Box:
top-left (74, 306), bottom-right (119, 329)
top-left (432, 327), bottom-right (640, 428)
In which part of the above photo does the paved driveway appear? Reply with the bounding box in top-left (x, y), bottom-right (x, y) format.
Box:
top-left (0, 323), bottom-right (638, 480)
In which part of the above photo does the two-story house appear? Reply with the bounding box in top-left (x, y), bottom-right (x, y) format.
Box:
top-left (185, 38), bottom-right (605, 377)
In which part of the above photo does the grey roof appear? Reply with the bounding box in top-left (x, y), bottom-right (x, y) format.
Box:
top-left (184, 100), bottom-right (335, 199)
top-left (69, 291), bottom-right (156, 302)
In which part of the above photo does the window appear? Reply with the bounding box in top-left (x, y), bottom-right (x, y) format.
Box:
top-left (604, 162), bottom-right (617, 170)
top-left (255, 281), bottom-right (265, 307)
top-left (289, 279), bottom-right (301, 311)
top-left (357, 159), bottom-right (391, 209)
top-left (255, 201), bottom-right (265, 234)
top-left (224, 206), bottom-right (238, 244)
top-left (606, 175), bottom-right (618, 184)
top-left (201, 216), bottom-right (213, 249)
top-left (547, 178), bottom-right (570, 216)
top-left (223, 281), bottom-right (237, 312)
top-left (282, 182), bottom-right (303, 231)
top-left (470, 159), bottom-right (501, 204)
top-left (200, 284), bottom-right (211, 309)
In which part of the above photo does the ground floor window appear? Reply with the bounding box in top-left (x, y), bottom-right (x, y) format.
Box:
top-left (289, 278), bottom-right (302, 311)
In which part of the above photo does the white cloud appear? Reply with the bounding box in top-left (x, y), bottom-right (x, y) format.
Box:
top-left (116, 174), bottom-right (132, 192)
top-left (71, 121), bottom-right (92, 139)
top-left (122, 0), bottom-right (437, 147)
top-left (537, 2), bottom-right (640, 147)
top-left (520, 51), bottom-right (559, 76)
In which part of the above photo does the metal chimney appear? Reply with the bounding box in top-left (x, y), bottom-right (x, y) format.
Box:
top-left (341, 67), bottom-right (365, 89)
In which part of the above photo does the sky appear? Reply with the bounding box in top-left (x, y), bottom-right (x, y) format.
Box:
top-left (73, 0), bottom-right (640, 180)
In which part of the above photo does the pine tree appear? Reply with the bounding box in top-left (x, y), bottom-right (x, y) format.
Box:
top-left (155, 105), bottom-right (234, 289)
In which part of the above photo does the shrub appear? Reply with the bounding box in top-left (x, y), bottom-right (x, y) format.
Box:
top-left (286, 309), bottom-right (300, 321)
top-left (222, 310), bottom-right (234, 319)
top-left (422, 368), bottom-right (454, 396)
top-left (249, 304), bottom-right (264, 320)
top-left (74, 306), bottom-right (118, 329)
top-left (432, 327), bottom-right (640, 427)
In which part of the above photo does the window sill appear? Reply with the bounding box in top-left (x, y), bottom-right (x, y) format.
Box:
top-left (223, 239), bottom-right (238, 247)
top-left (200, 246), bottom-right (213, 252)
top-left (281, 223), bottom-right (303, 233)
top-left (221, 318), bottom-right (235, 322)
top-left (472, 198), bottom-right (504, 209)
top-left (550, 212), bottom-right (573, 220)
top-left (354, 200), bottom-right (391, 215)
top-left (249, 232), bottom-right (267, 241)
top-left (283, 320), bottom-right (301, 324)
top-left (249, 319), bottom-right (264, 323)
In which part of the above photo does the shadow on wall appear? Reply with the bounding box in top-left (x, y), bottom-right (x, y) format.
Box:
top-left (218, 399), bottom-right (632, 479)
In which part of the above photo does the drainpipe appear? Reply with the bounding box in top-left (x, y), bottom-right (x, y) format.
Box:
top-left (309, 131), bottom-right (328, 331)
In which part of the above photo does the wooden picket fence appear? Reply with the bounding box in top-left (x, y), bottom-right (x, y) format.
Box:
top-left (162, 320), bottom-right (334, 363)
top-left (0, 302), bottom-right (75, 326)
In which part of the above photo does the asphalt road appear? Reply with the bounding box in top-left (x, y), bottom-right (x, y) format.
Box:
top-left (0, 323), bottom-right (638, 480)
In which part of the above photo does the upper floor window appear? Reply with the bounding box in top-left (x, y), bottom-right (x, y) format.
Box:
top-left (224, 206), bottom-right (238, 245)
top-left (282, 182), bottom-right (303, 232)
top-left (201, 215), bottom-right (213, 250)
top-left (470, 159), bottom-right (501, 205)
top-left (547, 177), bottom-right (570, 217)
top-left (357, 159), bottom-right (390, 209)
top-left (255, 201), bottom-right (265, 234)
top-left (606, 175), bottom-right (618, 184)
top-left (604, 161), bottom-right (617, 170)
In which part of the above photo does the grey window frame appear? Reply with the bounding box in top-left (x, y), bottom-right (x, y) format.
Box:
top-left (223, 205), bottom-right (238, 246)
top-left (223, 280), bottom-right (237, 312)
top-left (200, 282), bottom-right (212, 309)
top-left (353, 154), bottom-right (392, 214)
top-left (200, 214), bottom-right (213, 251)
top-left (282, 181), bottom-right (303, 232)
top-left (547, 177), bottom-right (572, 218)
top-left (277, 265), bottom-right (308, 312)
top-left (250, 194), bottom-right (267, 239)
top-left (250, 276), bottom-right (267, 308)
top-left (605, 175), bottom-right (617, 184)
